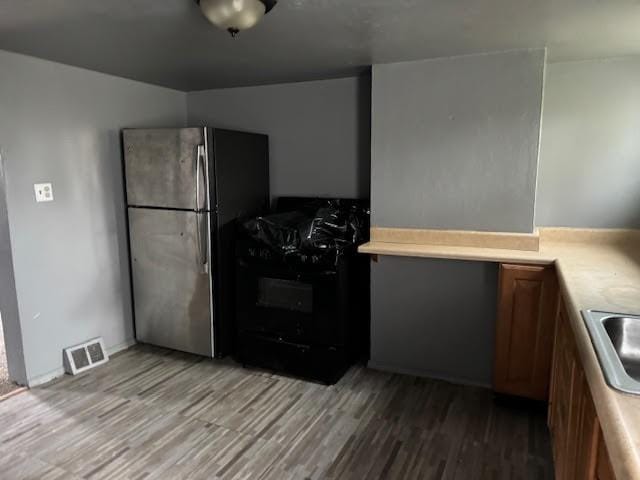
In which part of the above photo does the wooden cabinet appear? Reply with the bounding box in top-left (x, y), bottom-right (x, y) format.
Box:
top-left (550, 304), bottom-right (579, 478)
top-left (494, 265), bottom-right (618, 479)
top-left (576, 387), bottom-right (600, 480)
top-left (596, 434), bottom-right (616, 480)
top-left (549, 300), bottom-right (615, 480)
top-left (494, 264), bottom-right (558, 400)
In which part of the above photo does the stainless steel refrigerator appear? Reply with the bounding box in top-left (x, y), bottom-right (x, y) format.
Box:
top-left (122, 127), bottom-right (269, 358)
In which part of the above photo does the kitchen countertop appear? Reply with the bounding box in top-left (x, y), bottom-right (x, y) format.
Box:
top-left (359, 228), bottom-right (640, 480)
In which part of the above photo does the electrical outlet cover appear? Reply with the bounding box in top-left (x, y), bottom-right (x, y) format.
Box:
top-left (34, 183), bottom-right (53, 202)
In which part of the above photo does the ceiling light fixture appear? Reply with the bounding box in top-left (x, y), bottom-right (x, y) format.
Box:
top-left (196, 0), bottom-right (278, 38)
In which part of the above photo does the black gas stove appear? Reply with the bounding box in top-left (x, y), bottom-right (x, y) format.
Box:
top-left (234, 197), bottom-right (370, 384)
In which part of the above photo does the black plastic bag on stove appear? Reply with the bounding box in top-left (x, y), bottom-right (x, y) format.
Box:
top-left (300, 201), bottom-right (368, 253)
top-left (240, 210), bottom-right (310, 256)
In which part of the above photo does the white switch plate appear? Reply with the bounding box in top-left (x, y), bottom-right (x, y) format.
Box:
top-left (34, 183), bottom-right (53, 202)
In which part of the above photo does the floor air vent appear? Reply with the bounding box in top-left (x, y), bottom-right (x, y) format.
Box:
top-left (63, 338), bottom-right (109, 375)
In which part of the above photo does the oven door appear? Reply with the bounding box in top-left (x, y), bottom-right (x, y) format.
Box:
top-left (236, 260), bottom-right (346, 346)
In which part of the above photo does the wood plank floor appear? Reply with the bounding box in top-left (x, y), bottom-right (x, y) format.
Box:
top-left (0, 345), bottom-right (553, 479)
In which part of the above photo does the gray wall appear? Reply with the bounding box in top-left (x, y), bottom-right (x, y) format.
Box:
top-left (370, 257), bottom-right (498, 386)
top-left (536, 56), bottom-right (640, 228)
top-left (369, 50), bottom-right (546, 385)
top-left (0, 153), bottom-right (27, 385)
top-left (372, 49), bottom-right (545, 233)
top-left (187, 76), bottom-right (371, 200)
top-left (0, 49), bottom-right (186, 385)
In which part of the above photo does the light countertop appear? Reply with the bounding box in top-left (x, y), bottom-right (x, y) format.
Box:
top-left (359, 229), bottom-right (640, 480)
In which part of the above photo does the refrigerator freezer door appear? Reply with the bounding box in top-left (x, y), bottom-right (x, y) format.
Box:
top-left (128, 207), bottom-right (213, 357)
top-left (123, 128), bottom-right (208, 211)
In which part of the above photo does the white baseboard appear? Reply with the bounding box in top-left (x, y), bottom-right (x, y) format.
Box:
top-left (26, 367), bottom-right (65, 387)
top-left (107, 338), bottom-right (137, 355)
top-left (26, 338), bottom-right (137, 387)
top-left (367, 361), bottom-right (492, 389)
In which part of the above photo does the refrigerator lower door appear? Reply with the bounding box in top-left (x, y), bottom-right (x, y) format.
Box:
top-left (128, 207), bottom-right (213, 357)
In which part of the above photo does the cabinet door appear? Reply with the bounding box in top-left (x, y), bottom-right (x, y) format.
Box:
top-left (548, 299), bottom-right (564, 433)
top-left (576, 384), bottom-right (600, 480)
top-left (553, 310), bottom-right (576, 479)
top-left (565, 363), bottom-right (585, 480)
top-left (494, 264), bottom-right (558, 400)
top-left (596, 434), bottom-right (616, 480)
top-left (549, 301), bottom-right (611, 480)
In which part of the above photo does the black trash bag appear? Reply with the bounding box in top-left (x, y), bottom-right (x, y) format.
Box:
top-left (240, 200), bottom-right (369, 263)
top-left (240, 210), bottom-right (310, 256)
top-left (301, 204), bottom-right (362, 252)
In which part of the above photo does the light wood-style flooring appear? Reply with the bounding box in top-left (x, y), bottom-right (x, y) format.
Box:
top-left (0, 345), bottom-right (553, 479)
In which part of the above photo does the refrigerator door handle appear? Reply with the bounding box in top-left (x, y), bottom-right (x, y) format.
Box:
top-left (195, 145), bottom-right (208, 274)
top-left (200, 212), bottom-right (209, 274)
top-left (201, 143), bottom-right (209, 211)
top-left (195, 145), bottom-right (205, 212)
top-left (195, 211), bottom-right (208, 274)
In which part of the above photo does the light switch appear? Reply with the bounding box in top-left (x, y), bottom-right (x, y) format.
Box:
top-left (34, 183), bottom-right (54, 202)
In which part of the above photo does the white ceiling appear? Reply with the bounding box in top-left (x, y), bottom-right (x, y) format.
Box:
top-left (1, 0), bottom-right (640, 91)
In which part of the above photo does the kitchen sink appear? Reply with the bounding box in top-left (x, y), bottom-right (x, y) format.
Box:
top-left (583, 310), bottom-right (640, 395)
